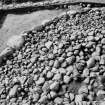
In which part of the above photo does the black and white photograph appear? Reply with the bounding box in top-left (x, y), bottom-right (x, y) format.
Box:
top-left (0, 0), bottom-right (105, 105)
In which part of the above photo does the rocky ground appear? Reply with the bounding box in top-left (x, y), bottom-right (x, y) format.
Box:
top-left (1, 6), bottom-right (105, 105)
top-left (0, 9), bottom-right (65, 53)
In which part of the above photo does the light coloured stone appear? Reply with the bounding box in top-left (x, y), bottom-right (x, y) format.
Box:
top-left (50, 81), bottom-right (59, 91)
top-left (45, 41), bottom-right (53, 49)
top-left (67, 10), bottom-right (77, 15)
top-left (7, 35), bottom-right (25, 49)
top-left (8, 85), bottom-right (19, 98)
top-left (78, 85), bottom-right (88, 94)
top-left (50, 91), bottom-right (57, 98)
top-left (63, 75), bottom-right (71, 84)
top-left (100, 101), bottom-right (105, 105)
top-left (42, 19), bottom-right (50, 25)
top-left (69, 93), bottom-right (75, 101)
top-left (75, 94), bottom-right (83, 102)
top-left (54, 97), bottom-right (63, 104)
top-left (0, 47), bottom-right (13, 58)
top-left (97, 90), bottom-right (105, 97)
top-left (38, 95), bottom-right (48, 103)
top-left (0, 47), bottom-right (13, 64)
top-left (36, 77), bottom-right (45, 85)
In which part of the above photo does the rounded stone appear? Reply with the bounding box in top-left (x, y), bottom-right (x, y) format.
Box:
top-left (36, 77), bottom-right (45, 85)
top-left (63, 75), bottom-right (71, 84)
top-left (75, 94), bottom-right (84, 102)
top-left (54, 97), bottom-right (63, 104)
top-left (50, 91), bottom-right (57, 98)
top-left (47, 71), bottom-right (53, 79)
top-left (50, 81), bottom-right (59, 91)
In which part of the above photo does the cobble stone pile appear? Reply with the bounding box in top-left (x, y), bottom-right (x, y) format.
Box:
top-left (1, 8), bottom-right (105, 105)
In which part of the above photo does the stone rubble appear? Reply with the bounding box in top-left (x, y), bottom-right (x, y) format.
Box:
top-left (1, 7), bottom-right (105, 105)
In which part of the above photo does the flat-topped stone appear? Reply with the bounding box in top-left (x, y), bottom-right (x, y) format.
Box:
top-left (67, 10), bottom-right (77, 15)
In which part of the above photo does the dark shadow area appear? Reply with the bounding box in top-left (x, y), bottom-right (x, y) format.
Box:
top-left (0, 11), bottom-right (7, 29)
top-left (1, 1), bottom-right (105, 29)
top-left (3, 0), bottom-right (46, 4)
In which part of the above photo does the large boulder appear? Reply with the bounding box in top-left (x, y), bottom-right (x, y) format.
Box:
top-left (7, 35), bottom-right (25, 50)
top-left (0, 47), bottom-right (13, 65)
top-left (41, 19), bottom-right (50, 25)
top-left (0, 47), bottom-right (13, 57)
top-left (67, 10), bottom-right (77, 15)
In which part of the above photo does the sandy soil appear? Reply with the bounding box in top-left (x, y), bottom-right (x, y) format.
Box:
top-left (0, 9), bottom-right (65, 52)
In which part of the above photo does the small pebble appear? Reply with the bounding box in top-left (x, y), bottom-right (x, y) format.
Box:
top-left (53, 60), bottom-right (60, 68)
top-left (36, 77), bottom-right (45, 85)
top-left (45, 41), bottom-right (53, 49)
top-left (47, 71), bottom-right (53, 79)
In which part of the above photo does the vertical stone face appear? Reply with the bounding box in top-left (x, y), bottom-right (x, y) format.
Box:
top-left (7, 35), bottom-right (25, 50)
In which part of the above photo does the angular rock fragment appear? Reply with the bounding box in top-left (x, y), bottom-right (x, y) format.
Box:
top-left (101, 38), bottom-right (105, 44)
top-left (75, 94), bottom-right (84, 102)
top-left (39, 95), bottom-right (48, 103)
top-left (0, 47), bottom-right (13, 61)
top-left (69, 93), bottom-right (75, 101)
top-left (67, 10), bottom-right (77, 15)
top-left (78, 85), bottom-right (88, 94)
top-left (53, 60), bottom-right (60, 68)
top-left (100, 101), bottom-right (105, 105)
top-left (63, 75), bottom-right (71, 84)
top-left (50, 91), bottom-right (57, 98)
top-left (50, 81), bottom-right (59, 91)
top-left (87, 57), bottom-right (96, 68)
top-left (66, 56), bottom-right (76, 65)
top-left (36, 77), bottom-right (45, 85)
top-left (7, 84), bottom-right (19, 98)
top-left (45, 41), bottom-right (53, 49)
top-left (54, 97), bottom-right (63, 104)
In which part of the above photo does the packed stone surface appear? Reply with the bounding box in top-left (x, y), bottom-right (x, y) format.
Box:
top-left (1, 7), bottom-right (105, 105)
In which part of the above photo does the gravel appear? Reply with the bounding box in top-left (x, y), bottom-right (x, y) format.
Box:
top-left (1, 7), bottom-right (105, 105)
